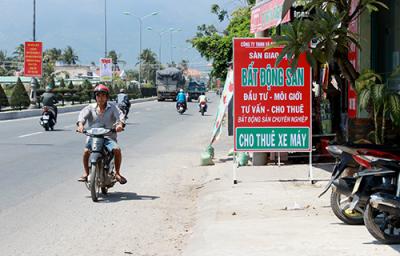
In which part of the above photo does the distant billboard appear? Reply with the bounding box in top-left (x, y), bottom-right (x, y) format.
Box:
top-left (24, 41), bottom-right (43, 77)
top-left (100, 58), bottom-right (112, 81)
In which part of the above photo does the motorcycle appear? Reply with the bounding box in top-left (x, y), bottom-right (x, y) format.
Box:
top-left (40, 106), bottom-right (56, 131)
top-left (177, 102), bottom-right (186, 114)
top-left (320, 143), bottom-right (400, 225)
top-left (199, 102), bottom-right (207, 116)
top-left (118, 103), bottom-right (129, 119)
top-left (359, 158), bottom-right (400, 244)
top-left (81, 128), bottom-right (117, 202)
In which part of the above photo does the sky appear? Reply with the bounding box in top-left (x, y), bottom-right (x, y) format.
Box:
top-left (0, 0), bottom-right (248, 71)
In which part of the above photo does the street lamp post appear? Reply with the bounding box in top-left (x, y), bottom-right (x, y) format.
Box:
top-left (29, 0), bottom-right (38, 109)
top-left (147, 27), bottom-right (167, 70)
top-left (33, 0), bottom-right (36, 41)
top-left (124, 11), bottom-right (158, 86)
top-left (104, 0), bottom-right (107, 57)
top-left (169, 28), bottom-right (181, 65)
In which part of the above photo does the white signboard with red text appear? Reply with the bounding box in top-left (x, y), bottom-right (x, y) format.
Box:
top-left (100, 58), bottom-right (112, 81)
top-left (233, 38), bottom-right (312, 152)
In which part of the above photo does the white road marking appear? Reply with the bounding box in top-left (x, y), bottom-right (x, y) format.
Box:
top-left (18, 132), bottom-right (43, 138)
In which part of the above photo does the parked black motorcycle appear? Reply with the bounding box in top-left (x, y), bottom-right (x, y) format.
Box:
top-left (360, 159), bottom-right (400, 244)
top-left (320, 143), bottom-right (400, 225)
top-left (40, 106), bottom-right (56, 131)
top-left (81, 128), bottom-right (117, 202)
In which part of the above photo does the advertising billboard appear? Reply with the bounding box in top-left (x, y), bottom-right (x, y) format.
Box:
top-left (233, 38), bottom-right (312, 152)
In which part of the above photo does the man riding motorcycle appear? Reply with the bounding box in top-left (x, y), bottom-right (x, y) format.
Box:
top-left (198, 92), bottom-right (208, 112)
top-left (176, 88), bottom-right (187, 111)
top-left (116, 88), bottom-right (131, 119)
top-left (76, 84), bottom-right (127, 184)
top-left (41, 85), bottom-right (58, 122)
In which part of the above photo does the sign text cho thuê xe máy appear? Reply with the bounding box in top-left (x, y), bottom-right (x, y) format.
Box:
top-left (233, 38), bottom-right (312, 152)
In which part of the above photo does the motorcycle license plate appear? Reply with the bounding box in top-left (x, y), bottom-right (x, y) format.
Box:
top-left (42, 115), bottom-right (50, 120)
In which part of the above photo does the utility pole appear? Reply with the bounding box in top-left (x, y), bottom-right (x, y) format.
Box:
top-left (33, 0), bottom-right (36, 41)
top-left (104, 0), bottom-right (108, 57)
top-left (29, 0), bottom-right (38, 109)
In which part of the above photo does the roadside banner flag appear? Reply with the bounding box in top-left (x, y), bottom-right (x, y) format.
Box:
top-left (210, 69), bottom-right (234, 144)
top-left (100, 58), bottom-right (112, 81)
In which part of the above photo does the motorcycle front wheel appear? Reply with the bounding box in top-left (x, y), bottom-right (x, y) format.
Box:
top-left (364, 203), bottom-right (400, 244)
top-left (89, 164), bottom-right (100, 202)
top-left (330, 190), bottom-right (364, 225)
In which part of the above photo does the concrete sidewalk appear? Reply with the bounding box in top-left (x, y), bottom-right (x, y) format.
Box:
top-left (183, 133), bottom-right (400, 256)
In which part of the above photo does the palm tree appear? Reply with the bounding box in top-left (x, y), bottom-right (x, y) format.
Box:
top-left (13, 44), bottom-right (24, 62)
top-left (0, 50), bottom-right (7, 63)
top-left (140, 49), bottom-right (158, 84)
top-left (62, 46), bottom-right (79, 65)
top-left (107, 50), bottom-right (126, 70)
top-left (43, 48), bottom-right (62, 63)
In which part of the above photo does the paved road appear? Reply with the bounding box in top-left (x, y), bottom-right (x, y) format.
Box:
top-left (0, 95), bottom-right (217, 255)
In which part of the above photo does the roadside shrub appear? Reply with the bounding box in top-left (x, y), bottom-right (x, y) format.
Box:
top-left (0, 85), bottom-right (9, 111)
top-left (10, 77), bottom-right (30, 110)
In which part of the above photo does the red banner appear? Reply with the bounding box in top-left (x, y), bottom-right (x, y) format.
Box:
top-left (24, 41), bottom-right (43, 77)
top-left (233, 38), bottom-right (312, 152)
top-left (250, 0), bottom-right (291, 33)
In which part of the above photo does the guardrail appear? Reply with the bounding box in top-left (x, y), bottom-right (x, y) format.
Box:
top-left (0, 97), bottom-right (156, 121)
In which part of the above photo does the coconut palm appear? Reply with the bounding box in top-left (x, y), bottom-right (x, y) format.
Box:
top-left (62, 46), bottom-right (79, 65)
top-left (13, 44), bottom-right (24, 62)
top-left (140, 49), bottom-right (158, 84)
top-left (44, 48), bottom-right (62, 63)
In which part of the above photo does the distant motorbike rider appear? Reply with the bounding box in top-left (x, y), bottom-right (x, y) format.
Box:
top-left (176, 88), bottom-right (187, 110)
top-left (198, 92), bottom-right (208, 112)
top-left (41, 85), bottom-right (58, 121)
top-left (116, 88), bottom-right (131, 118)
top-left (76, 84), bottom-right (127, 184)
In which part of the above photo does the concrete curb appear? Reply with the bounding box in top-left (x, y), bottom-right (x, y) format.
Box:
top-left (0, 97), bottom-right (156, 121)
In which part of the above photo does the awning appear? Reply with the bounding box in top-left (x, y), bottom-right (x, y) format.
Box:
top-left (250, 0), bottom-right (294, 33)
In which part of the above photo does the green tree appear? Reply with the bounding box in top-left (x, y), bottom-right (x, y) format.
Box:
top-left (67, 81), bottom-right (74, 90)
top-left (13, 44), bottom-right (24, 62)
top-left (62, 46), bottom-right (79, 65)
top-left (125, 69), bottom-right (139, 82)
top-left (43, 48), bottom-right (62, 63)
top-left (57, 79), bottom-right (67, 106)
top-left (82, 79), bottom-right (93, 103)
top-left (356, 68), bottom-right (400, 144)
top-left (0, 85), bottom-right (9, 111)
top-left (10, 77), bottom-right (30, 110)
top-left (59, 78), bottom-right (66, 88)
top-left (270, 0), bottom-right (387, 86)
top-left (140, 48), bottom-right (158, 85)
top-left (107, 50), bottom-right (119, 65)
top-left (190, 6), bottom-right (253, 79)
